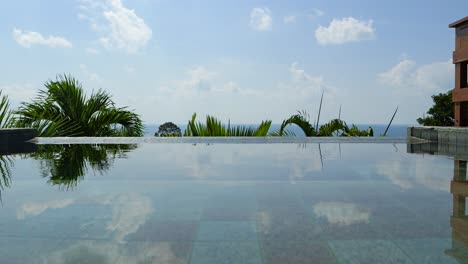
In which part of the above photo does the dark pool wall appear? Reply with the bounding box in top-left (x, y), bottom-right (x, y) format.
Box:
top-left (0, 128), bottom-right (37, 144)
top-left (0, 128), bottom-right (38, 155)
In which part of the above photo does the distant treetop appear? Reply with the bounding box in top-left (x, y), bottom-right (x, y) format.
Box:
top-left (155, 122), bottom-right (182, 137)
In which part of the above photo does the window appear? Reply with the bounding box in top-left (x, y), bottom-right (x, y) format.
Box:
top-left (461, 61), bottom-right (468, 88)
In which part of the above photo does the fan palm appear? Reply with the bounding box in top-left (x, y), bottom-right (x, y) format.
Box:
top-left (184, 113), bottom-right (272, 136)
top-left (14, 75), bottom-right (144, 137)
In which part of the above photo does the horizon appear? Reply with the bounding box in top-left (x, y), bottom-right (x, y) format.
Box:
top-left (1, 0), bottom-right (466, 125)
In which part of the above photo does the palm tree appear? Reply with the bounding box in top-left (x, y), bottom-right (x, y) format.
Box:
top-left (14, 75), bottom-right (144, 137)
top-left (184, 113), bottom-right (272, 136)
top-left (277, 110), bottom-right (373, 137)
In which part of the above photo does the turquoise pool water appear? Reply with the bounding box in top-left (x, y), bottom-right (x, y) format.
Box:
top-left (0, 143), bottom-right (467, 263)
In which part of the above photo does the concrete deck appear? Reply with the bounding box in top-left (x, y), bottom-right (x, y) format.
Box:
top-left (32, 136), bottom-right (411, 145)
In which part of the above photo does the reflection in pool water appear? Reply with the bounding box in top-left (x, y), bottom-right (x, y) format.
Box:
top-left (33, 144), bottom-right (138, 189)
top-left (0, 143), bottom-right (467, 263)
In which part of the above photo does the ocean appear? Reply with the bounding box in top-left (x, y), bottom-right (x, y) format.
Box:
top-left (144, 124), bottom-right (411, 137)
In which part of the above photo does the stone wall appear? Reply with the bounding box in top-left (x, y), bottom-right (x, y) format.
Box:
top-left (407, 127), bottom-right (468, 145)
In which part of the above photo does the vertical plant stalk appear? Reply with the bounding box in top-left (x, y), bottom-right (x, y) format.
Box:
top-left (315, 90), bottom-right (324, 131)
top-left (336, 104), bottom-right (342, 137)
top-left (318, 143), bottom-right (324, 170)
top-left (338, 104), bottom-right (342, 120)
top-left (383, 106), bottom-right (399, 137)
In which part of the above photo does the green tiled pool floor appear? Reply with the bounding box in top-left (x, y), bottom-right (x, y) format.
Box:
top-left (1, 181), bottom-right (466, 263)
top-left (0, 143), bottom-right (467, 263)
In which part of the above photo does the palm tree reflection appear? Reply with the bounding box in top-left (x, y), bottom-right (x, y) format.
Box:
top-left (33, 144), bottom-right (137, 189)
top-left (0, 155), bottom-right (13, 199)
top-left (0, 142), bottom-right (38, 199)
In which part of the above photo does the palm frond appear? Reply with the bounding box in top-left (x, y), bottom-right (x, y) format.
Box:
top-left (318, 119), bottom-right (346, 136)
top-left (184, 112), bottom-right (271, 137)
top-left (279, 111), bottom-right (316, 136)
top-left (0, 91), bottom-right (13, 128)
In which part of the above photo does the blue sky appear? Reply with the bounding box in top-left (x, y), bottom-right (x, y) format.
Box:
top-left (0, 0), bottom-right (466, 124)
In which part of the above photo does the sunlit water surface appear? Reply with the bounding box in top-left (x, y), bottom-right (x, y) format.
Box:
top-left (0, 143), bottom-right (467, 264)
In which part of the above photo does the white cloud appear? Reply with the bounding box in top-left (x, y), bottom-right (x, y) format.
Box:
top-left (17, 192), bottom-right (153, 243)
top-left (120, 62), bottom-right (339, 124)
top-left (17, 199), bottom-right (75, 219)
top-left (378, 59), bottom-right (452, 95)
top-left (80, 64), bottom-right (101, 81)
top-left (79, 0), bottom-right (152, 53)
top-left (285, 62), bottom-right (332, 98)
top-left (308, 9), bottom-right (324, 19)
top-left (313, 202), bottom-right (370, 225)
top-left (98, 193), bottom-right (153, 242)
top-left (315, 17), bottom-right (375, 45)
top-left (12, 28), bottom-right (72, 48)
top-left (85, 47), bottom-right (100, 54)
top-left (376, 157), bottom-right (451, 192)
top-left (250, 7), bottom-right (272, 31)
top-left (175, 66), bottom-right (217, 94)
top-left (0, 84), bottom-right (37, 106)
top-left (283, 15), bottom-right (296, 24)
top-left (44, 241), bottom-right (185, 264)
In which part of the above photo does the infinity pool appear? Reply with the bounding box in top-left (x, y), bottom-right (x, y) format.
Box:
top-left (0, 143), bottom-right (467, 263)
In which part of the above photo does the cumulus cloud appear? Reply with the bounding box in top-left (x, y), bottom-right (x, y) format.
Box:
top-left (17, 199), bottom-right (75, 219)
top-left (284, 15), bottom-right (296, 24)
top-left (282, 62), bottom-right (336, 101)
top-left (378, 59), bottom-right (452, 95)
top-left (250, 7), bottom-right (272, 31)
top-left (0, 84), bottom-right (37, 106)
top-left (313, 202), bottom-right (370, 225)
top-left (309, 9), bottom-right (324, 19)
top-left (315, 17), bottom-right (375, 45)
top-left (122, 62), bottom-right (339, 124)
top-left (78, 0), bottom-right (152, 53)
top-left (162, 66), bottom-right (256, 98)
top-left (44, 241), bottom-right (185, 264)
top-left (16, 192), bottom-right (153, 243)
top-left (80, 64), bottom-right (101, 81)
top-left (98, 193), bottom-right (153, 242)
top-left (173, 66), bottom-right (217, 94)
top-left (12, 28), bottom-right (72, 48)
top-left (85, 47), bottom-right (99, 54)
top-left (376, 157), bottom-right (451, 192)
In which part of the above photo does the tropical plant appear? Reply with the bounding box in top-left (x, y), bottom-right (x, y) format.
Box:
top-left (0, 91), bottom-right (13, 128)
top-left (155, 122), bottom-right (182, 137)
top-left (14, 75), bottom-right (144, 137)
top-left (184, 113), bottom-right (272, 136)
top-left (277, 110), bottom-right (373, 137)
top-left (417, 90), bottom-right (454, 126)
top-left (0, 155), bottom-right (13, 200)
top-left (33, 144), bottom-right (137, 189)
top-left (341, 124), bottom-right (374, 137)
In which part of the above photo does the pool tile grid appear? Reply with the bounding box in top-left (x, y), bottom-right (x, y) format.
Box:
top-left (1, 181), bottom-right (465, 264)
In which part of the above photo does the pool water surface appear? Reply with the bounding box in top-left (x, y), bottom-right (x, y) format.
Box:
top-left (0, 143), bottom-right (467, 263)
